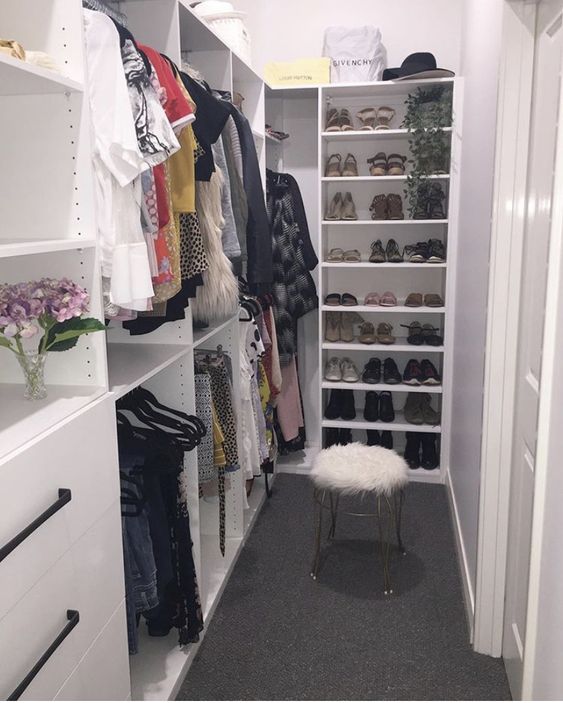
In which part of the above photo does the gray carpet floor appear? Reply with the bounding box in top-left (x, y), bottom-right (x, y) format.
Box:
top-left (177, 475), bottom-right (511, 700)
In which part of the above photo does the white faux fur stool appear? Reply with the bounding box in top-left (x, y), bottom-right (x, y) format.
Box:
top-left (310, 442), bottom-right (409, 594)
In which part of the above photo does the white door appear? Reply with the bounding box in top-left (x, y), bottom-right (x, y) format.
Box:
top-left (502, 1), bottom-right (563, 697)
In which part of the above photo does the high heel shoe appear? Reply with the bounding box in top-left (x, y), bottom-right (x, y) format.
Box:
top-left (341, 192), bottom-right (358, 220)
top-left (341, 153), bottom-right (358, 177)
top-left (325, 154), bottom-right (342, 177)
top-left (325, 192), bottom-right (343, 220)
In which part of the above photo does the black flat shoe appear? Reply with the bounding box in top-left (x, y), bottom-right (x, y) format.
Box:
top-left (404, 432), bottom-right (421, 469)
top-left (379, 391), bottom-right (395, 422)
top-left (380, 431), bottom-right (393, 449)
top-left (383, 357), bottom-right (401, 384)
top-left (324, 389), bottom-right (342, 419)
top-left (366, 429), bottom-right (381, 446)
top-left (421, 433), bottom-right (439, 469)
top-left (362, 357), bottom-right (381, 384)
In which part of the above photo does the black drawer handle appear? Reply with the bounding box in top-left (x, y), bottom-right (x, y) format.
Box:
top-left (8, 609), bottom-right (80, 700)
top-left (0, 489), bottom-right (72, 564)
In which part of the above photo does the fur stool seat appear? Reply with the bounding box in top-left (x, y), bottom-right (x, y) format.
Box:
top-left (309, 442), bottom-right (409, 594)
top-left (311, 442), bottom-right (408, 495)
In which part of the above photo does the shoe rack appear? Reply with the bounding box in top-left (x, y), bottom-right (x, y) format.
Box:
top-left (317, 78), bottom-right (461, 482)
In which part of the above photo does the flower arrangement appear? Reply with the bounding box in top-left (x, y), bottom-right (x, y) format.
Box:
top-left (0, 278), bottom-right (105, 399)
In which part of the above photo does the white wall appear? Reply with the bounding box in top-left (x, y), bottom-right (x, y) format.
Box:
top-left (448, 0), bottom-right (504, 609)
top-left (236, 0), bottom-right (463, 76)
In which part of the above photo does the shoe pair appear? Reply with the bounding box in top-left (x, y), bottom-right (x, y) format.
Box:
top-left (325, 192), bottom-right (357, 220)
top-left (325, 427), bottom-right (353, 447)
top-left (325, 153), bottom-right (358, 177)
top-left (358, 321), bottom-right (395, 345)
top-left (403, 359), bottom-right (441, 385)
top-left (362, 357), bottom-right (401, 385)
top-left (325, 108), bottom-right (354, 132)
top-left (413, 182), bottom-right (447, 220)
top-left (367, 152), bottom-right (406, 176)
top-left (404, 393), bottom-right (441, 425)
top-left (401, 322), bottom-right (444, 346)
top-left (357, 106), bottom-right (395, 131)
top-left (405, 292), bottom-right (444, 308)
top-left (324, 389), bottom-right (355, 420)
top-left (403, 239), bottom-right (446, 263)
top-left (364, 391), bottom-right (395, 422)
top-left (325, 311), bottom-right (364, 343)
top-left (404, 432), bottom-right (439, 470)
top-left (325, 292), bottom-right (358, 306)
top-left (370, 193), bottom-right (404, 220)
top-left (369, 238), bottom-right (403, 263)
top-left (367, 429), bottom-right (393, 448)
top-left (324, 357), bottom-right (360, 383)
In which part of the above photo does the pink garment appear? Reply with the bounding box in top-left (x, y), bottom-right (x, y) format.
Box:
top-left (276, 356), bottom-right (304, 442)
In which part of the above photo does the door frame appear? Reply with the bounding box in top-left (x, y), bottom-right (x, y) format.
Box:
top-left (476, 3), bottom-right (563, 697)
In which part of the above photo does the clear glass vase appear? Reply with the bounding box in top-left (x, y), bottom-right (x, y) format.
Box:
top-left (16, 350), bottom-right (48, 400)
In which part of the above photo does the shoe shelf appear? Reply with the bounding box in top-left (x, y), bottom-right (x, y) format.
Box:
top-left (322, 219), bottom-right (449, 225)
top-left (321, 127), bottom-right (453, 141)
top-left (321, 305), bottom-right (445, 313)
top-left (321, 262), bottom-right (446, 268)
top-left (322, 416), bottom-right (441, 433)
top-left (322, 341), bottom-right (445, 353)
top-left (322, 381), bottom-right (443, 394)
top-left (321, 174), bottom-right (449, 182)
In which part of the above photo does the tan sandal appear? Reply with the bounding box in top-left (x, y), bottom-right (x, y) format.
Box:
top-left (327, 248), bottom-right (344, 262)
top-left (339, 109), bottom-right (354, 131)
top-left (325, 192), bottom-right (343, 220)
top-left (367, 153), bottom-right (387, 177)
top-left (325, 312), bottom-right (341, 341)
top-left (341, 312), bottom-right (364, 342)
top-left (343, 249), bottom-right (361, 262)
top-left (387, 153), bottom-right (407, 176)
top-left (325, 154), bottom-right (342, 177)
top-left (377, 322), bottom-right (396, 344)
top-left (375, 106), bottom-right (395, 131)
top-left (341, 192), bottom-right (358, 220)
top-left (341, 153), bottom-right (358, 177)
top-left (325, 107), bottom-right (341, 132)
top-left (359, 322), bottom-right (377, 344)
top-left (356, 107), bottom-right (377, 130)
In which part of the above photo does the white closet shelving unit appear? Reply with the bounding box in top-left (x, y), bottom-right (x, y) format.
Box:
top-left (265, 78), bottom-right (461, 482)
top-left (0, 1), bottom-right (271, 700)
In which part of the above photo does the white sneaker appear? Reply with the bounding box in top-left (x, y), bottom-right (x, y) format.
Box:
top-left (341, 357), bottom-right (360, 383)
top-left (324, 357), bottom-right (342, 381)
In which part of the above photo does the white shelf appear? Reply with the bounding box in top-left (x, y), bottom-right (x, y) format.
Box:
top-left (192, 315), bottom-right (238, 348)
top-left (322, 340), bottom-right (445, 353)
top-left (107, 343), bottom-right (191, 399)
top-left (322, 415), bottom-right (441, 433)
top-left (252, 128), bottom-right (265, 141)
top-left (322, 381), bottom-right (443, 393)
top-left (0, 384), bottom-right (105, 462)
top-left (321, 305), bottom-right (445, 313)
top-left (321, 261), bottom-right (447, 269)
top-left (322, 76), bottom-right (455, 98)
top-left (0, 238), bottom-right (96, 258)
top-left (265, 132), bottom-right (286, 144)
top-left (322, 219), bottom-right (449, 225)
top-left (321, 127), bottom-right (453, 140)
top-left (321, 174), bottom-right (449, 182)
top-left (408, 467), bottom-right (442, 483)
top-left (0, 53), bottom-right (83, 96)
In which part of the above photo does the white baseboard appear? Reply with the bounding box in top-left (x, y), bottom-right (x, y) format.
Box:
top-left (445, 467), bottom-right (476, 641)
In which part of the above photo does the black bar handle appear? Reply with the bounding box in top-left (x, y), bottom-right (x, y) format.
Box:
top-left (8, 609), bottom-right (80, 700)
top-left (0, 489), bottom-right (72, 563)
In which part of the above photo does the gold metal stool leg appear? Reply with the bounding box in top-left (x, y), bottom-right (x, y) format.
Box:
top-left (376, 494), bottom-right (394, 595)
top-left (311, 489), bottom-right (326, 580)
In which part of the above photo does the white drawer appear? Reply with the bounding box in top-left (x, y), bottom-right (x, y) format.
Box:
top-left (54, 602), bottom-right (130, 701)
top-left (0, 502), bottom-right (126, 701)
top-left (0, 397), bottom-right (120, 619)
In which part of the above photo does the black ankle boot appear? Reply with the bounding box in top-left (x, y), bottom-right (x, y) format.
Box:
top-left (363, 391), bottom-right (379, 421)
top-left (380, 431), bottom-right (393, 449)
top-left (341, 390), bottom-right (356, 420)
top-left (378, 391), bottom-right (395, 422)
top-left (366, 429), bottom-right (381, 446)
top-left (324, 389), bottom-right (342, 419)
top-left (325, 428), bottom-right (340, 448)
top-left (404, 432), bottom-right (421, 469)
top-left (421, 433), bottom-right (439, 469)
top-left (339, 428), bottom-right (353, 445)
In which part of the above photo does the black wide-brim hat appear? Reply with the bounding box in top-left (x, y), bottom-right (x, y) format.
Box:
top-left (382, 52), bottom-right (454, 81)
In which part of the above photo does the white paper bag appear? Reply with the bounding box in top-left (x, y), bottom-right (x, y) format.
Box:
top-left (322, 26), bottom-right (386, 83)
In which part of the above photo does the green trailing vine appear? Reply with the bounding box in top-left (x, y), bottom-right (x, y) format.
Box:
top-left (402, 85), bottom-right (453, 217)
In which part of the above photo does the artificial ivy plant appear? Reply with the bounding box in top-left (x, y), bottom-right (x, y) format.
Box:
top-left (402, 85), bottom-right (453, 217)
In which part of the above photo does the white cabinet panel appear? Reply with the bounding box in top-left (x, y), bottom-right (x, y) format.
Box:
top-left (0, 398), bottom-right (120, 619)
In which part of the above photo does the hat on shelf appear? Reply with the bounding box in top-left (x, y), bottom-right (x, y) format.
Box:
top-left (382, 52), bottom-right (454, 81)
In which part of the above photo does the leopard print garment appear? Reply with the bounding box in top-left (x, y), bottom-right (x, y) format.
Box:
top-left (179, 212), bottom-right (209, 281)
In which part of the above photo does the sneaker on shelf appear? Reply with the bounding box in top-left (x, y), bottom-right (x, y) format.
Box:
top-left (324, 356), bottom-right (342, 382)
top-left (383, 357), bottom-right (402, 385)
top-left (385, 238), bottom-right (403, 263)
top-left (420, 359), bottom-right (441, 385)
top-left (403, 359), bottom-right (424, 385)
top-left (379, 391), bottom-right (395, 422)
top-left (427, 238), bottom-right (446, 263)
top-left (403, 241), bottom-right (429, 263)
top-left (341, 357), bottom-right (360, 383)
top-left (362, 357), bottom-right (381, 384)
top-left (369, 239), bottom-right (386, 263)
